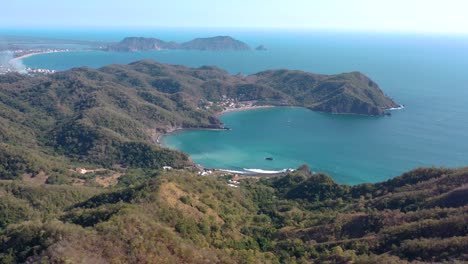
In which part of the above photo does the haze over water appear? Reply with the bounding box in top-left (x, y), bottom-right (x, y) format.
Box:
top-left (20, 29), bottom-right (468, 184)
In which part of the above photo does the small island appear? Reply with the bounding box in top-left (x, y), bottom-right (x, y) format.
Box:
top-left (256, 45), bottom-right (267, 51)
top-left (106, 36), bottom-right (251, 52)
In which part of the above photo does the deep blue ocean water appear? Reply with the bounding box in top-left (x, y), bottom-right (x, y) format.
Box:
top-left (10, 29), bottom-right (468, 184)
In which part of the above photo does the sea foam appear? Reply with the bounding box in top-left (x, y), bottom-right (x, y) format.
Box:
top-left (387, 105), bottom-right (405, 110)
top-left (219, 169), bottom-right (247, 174)
top-left (243, 168), bottom-right (295, 174)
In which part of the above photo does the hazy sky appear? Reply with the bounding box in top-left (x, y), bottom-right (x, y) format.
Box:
top-left (3, 0), bottom-right (468, 33)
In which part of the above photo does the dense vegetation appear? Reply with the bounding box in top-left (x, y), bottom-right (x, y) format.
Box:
top-left (0, 60), bottom-right (396, 178)
top-left (0, 166), bottom-right (466, 263)
top-left (1, 60), bottom-right (458, 263)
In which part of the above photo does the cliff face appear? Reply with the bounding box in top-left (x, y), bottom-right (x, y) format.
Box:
top-left (107, 36), bottom-right (251, 51)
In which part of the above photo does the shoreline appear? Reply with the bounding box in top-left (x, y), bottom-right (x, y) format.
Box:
top-left (155, 104), bottom-right (405, 179)
top-left (157, 103), bottom-right (401, 146)
top-left (157, 105), bottom-right (283, 145)
top-left (8, 50), bottom-right (73, 65)
top-left (386, 104), bottom-right (405, 111)
top-left (218, 104), bottom-right (276, 116)
top-left (156, 126), bottom-right (229, 145)
top-left (218, 168), bottom-right (296, 175)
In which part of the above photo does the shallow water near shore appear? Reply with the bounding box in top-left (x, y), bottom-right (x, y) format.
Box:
top-left (162, 107), bottom-right (465, 184)
top-left (18, 29), bottom-right (468, 184)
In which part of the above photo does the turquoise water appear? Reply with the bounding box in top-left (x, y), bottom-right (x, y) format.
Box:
top-left (163, 106), bottom-right (466, 184)
top-left (16, 29), bottom-right (468, 184)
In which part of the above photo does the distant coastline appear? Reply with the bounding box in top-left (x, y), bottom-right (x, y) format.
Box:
top-left (106, 36), bottom-right (252, 52)
top-left (8, 49), bottom-right (72, 65)
top-left (9, 52), bottom-right (43, 63)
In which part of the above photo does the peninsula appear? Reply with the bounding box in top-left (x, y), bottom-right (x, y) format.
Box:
top-left (0, 59), bottom-right (398, 178)
top-left (106, 36), bottom-right (252, 51)
top-left (0, 59), bottom-right (397, 171)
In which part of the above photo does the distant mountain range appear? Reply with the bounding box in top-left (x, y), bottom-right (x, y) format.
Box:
top-left (106, 36), bottom-right (252, 51)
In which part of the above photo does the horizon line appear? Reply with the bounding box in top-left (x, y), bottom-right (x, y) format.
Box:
top-left (1, 26), bottom-right (468, 36)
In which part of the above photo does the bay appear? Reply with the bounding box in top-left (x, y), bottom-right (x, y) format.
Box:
top-left (18, 29), bottom-right (468, 184)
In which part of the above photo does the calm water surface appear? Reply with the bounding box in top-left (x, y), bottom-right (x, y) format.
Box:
top-left (16, 29), bottom-right (468, 184)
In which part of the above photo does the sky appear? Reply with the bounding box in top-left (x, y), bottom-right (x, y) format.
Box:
top-left (2, 0), bottom-right (468, 34)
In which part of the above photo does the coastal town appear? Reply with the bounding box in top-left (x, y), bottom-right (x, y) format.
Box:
top-left (9, 48), bottom-right (72, 58)
top-left (0, 48), bottom-right (71, 75)
top-left (0, 64), bottom-right (57, 75)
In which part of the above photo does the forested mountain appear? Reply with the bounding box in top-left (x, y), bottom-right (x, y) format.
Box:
top-left (0, 166), bottom-right (466, 263)
top-left (1, 60), bottom-right (461, 263)
top-left (0, 60), bottom-right (397, 178)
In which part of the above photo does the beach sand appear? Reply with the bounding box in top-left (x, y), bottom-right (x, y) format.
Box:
top-left (8, 50), bottom-right (71, 65)
top-left (218, 105), bottom-right (275, 116)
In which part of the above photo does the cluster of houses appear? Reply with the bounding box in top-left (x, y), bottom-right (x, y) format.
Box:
top-left (217, 96), bottom-right (254, 112)
top-left (227, 179), bottom-right (240, 188)
top-left (0, 65), bottom-right (56, 75)
top-left (163, 165), bottom-right (244, 188)
top-left (197, 170), bottom-right (213, 176)
top-left (26, 67), bottom-right (57, 75)
top-left (0, 65), bottom-right (16, 74)
top-left (199, 96), bottom-right (255, 112)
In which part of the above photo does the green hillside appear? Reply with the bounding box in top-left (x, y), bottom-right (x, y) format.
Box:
top-left (0, 60), bottom-right (397, 179)
top-left (1, 60), bottom-right (461, 263)
top-left (0, 166), bottom-right (466, 263)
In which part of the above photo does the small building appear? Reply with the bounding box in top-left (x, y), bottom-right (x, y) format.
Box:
top-left (76, 168), bottom-right (88, 174)
top-left (228, 179), bottom-right (240, 185)
top-left (198, 170), bottom-right (213, 176)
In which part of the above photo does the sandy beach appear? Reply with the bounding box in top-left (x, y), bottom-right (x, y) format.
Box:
top-left (9, 52), bottom-right (41, 63)
top-left (218, 104), bottom-right (275, 116)
top-left (8, 50), bottom-right (71, 65)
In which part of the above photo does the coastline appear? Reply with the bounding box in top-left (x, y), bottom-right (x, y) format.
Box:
top-left (387, 104), bottom-right (405, 111)
top-left (218, 104), bottom-right (276, 116)
top-left (157, 105), bottom-right (299, 177)
top-left (158, 102), bottom-right (399, 148)
top-left (9, 53), bottom-right (42, 63)
top-left (157, 104), bottom-right (280, 145)
top-left (156, 126), bottom-right (229, 146)
top-left (8, 50), bottom-right (72, 65)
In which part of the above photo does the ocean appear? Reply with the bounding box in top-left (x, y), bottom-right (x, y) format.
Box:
top-left (12, 28), bottom-right (468, 184)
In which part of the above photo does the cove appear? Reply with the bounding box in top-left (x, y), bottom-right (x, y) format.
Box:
top-left (162, 107), bottom-right (447, 185)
